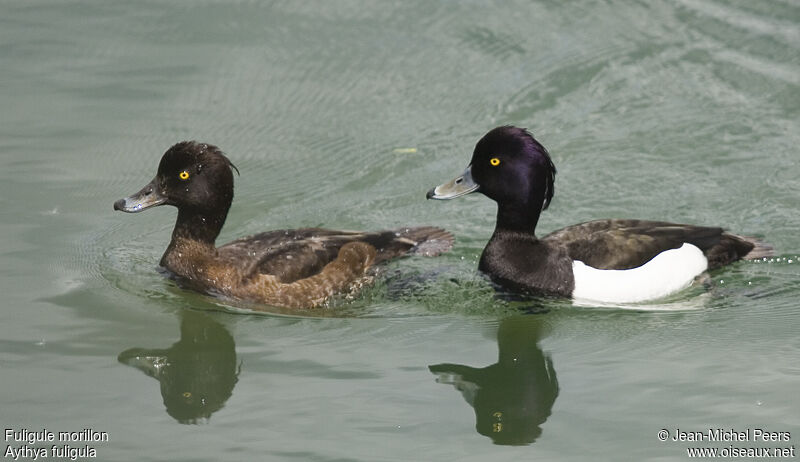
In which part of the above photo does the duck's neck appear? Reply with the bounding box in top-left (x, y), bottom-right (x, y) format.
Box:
top-left (495, 201), bottom-right (541, 236)
top-left (171, 208), bottom-right (227, 245)
top-left (160, 209), bottom-right (226, 274)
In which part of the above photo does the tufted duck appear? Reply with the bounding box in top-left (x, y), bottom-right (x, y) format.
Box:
top-left (427, 126), bottom-right (770, 303)
top-left (115, 141), bottom-right (452, 308)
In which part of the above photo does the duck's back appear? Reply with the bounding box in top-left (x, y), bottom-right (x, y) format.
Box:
top-left (542, 219), bottom-right (762, 270)
top-left (218, 226), bottom-right (453, 283)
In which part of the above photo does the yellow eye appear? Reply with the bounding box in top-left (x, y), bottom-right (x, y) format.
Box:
top-left (179, 170), bottom-right (190, 180)
top-left (490, 157), bottom-right (501, 166)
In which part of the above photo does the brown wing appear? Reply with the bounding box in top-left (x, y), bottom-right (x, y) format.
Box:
top-left (218, 228), bottom-right (368, 283)
top-left (218, 226), bottom-right (453, 283)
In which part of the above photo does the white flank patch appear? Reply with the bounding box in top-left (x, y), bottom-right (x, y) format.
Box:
top-left (571, 243), bottom-right (708, 303)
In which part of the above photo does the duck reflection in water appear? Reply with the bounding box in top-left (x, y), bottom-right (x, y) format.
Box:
top-left (118, 309), bottom-right (239, 424)
top-left (429, 314), bottom-right (558, 445)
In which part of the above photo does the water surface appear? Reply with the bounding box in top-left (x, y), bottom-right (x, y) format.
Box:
top-left (1, 1), bottom-right (798, 460)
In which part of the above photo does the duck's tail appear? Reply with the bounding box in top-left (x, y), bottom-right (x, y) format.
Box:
top-left (399, 226), bottom-right (455, 256)
top-left (697, 232), bottom-right (773, 269)
top-left (735, 234), bottom-right (774, 260)
top-left (371, 226), bottom-right (454, 263)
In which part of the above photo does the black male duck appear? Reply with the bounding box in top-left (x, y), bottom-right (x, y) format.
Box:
top-left (115, 141), bottom-right (452, 308)
top-left (427, 126), bottom-right (769, 303)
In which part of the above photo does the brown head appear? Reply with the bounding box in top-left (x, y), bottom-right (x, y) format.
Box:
top-left (114, 141), bottom-right (239, 243)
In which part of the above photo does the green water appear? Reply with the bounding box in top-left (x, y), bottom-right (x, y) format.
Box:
top-left (2, 1), bottom-right (799, 460)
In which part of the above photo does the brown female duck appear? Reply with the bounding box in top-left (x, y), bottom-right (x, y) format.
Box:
top-left (115, 141), bottom-right (452, 308)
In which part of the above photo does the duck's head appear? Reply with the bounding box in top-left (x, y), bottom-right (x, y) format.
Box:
top-left (427, 126), bottom-right (556, 230)
top-left (114, 142), bottom-right (239, 242)
top-left (114, 141), bottom-right (238, 215)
